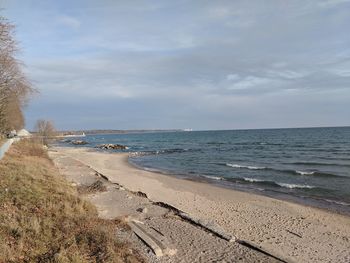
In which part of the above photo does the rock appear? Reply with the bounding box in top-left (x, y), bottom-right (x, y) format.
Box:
top-left (95, 143), bottom-right (128, 150)
top-left (71, 140), bottom-right (88, 145)
top-left (137, 207), bottom-right (148, 213)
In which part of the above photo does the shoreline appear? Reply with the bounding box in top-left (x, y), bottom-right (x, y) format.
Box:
top-left (127, 155), bottom-right (350, 217)
top-left (52, 146), bottom-right (350, 262)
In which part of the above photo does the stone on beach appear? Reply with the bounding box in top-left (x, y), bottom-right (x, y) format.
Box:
top-left (71, 140), bottom-right (89, 145)
top-left (96, 143), bottom-right (128, 150)
top-left (137, 207), bottom-right (148, 214)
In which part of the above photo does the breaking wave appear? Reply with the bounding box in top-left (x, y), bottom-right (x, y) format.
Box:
top-left (226, 163), bottom-right (343, 178)
top-left (241, 178), bottom-right (315, 189)
top-left (130, 148), bottom-right (197, 157)
top-left (226, 163), bottom-right (266, 170)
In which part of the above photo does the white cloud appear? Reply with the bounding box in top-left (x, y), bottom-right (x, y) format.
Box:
top-left (227, 76), bottom-right (272, 90)
top-left (265, 70), bottom-right (309, 79)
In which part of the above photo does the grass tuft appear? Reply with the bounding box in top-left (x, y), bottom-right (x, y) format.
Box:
top-left (78, 181), bottom-right (107, 195)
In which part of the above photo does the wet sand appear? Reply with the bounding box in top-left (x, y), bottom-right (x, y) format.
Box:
top-left (52, 146), bottom-right (350, 263)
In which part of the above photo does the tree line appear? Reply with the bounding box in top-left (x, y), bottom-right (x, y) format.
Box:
top-left (0, 16), bottom-right (34, 136)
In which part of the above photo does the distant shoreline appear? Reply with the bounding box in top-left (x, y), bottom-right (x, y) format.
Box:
top-left (48, 125), bottom-right (350, 137)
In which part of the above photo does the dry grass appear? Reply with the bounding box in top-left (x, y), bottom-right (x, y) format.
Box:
top-left (0, 140), bottom-right (143, 263)
top-left (78, 181), bottom-right (107, 195)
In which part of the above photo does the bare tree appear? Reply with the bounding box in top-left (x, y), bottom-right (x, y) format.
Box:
top-left (34, 119), bottom-right (56, 145)
top-left (0, 16), bottom-right (34, 136)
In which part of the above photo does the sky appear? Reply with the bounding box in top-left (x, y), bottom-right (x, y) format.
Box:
top-left (1, 0), bottom-right (350, 130)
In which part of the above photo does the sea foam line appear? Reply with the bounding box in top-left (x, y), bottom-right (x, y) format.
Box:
top-left (226, 163), bottom-right (266, 170)
top-left (296, 170), bottom-right (315, 175)
top-left (242, 177), bottom-right (315, 189)
top-left (243, 177), bottom-right (265, 183)
top-left (202, 175), bottom-right (223, 181)
top-left (276, 183), bottom-right (315, 189)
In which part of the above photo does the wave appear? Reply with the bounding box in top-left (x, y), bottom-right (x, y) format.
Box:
top-left (295, 170), bottom-right (315, 175)
top-left (130, 148), bottom-right (196, 157)
top-left (156, 148), bottom-right (191, 154)
top-left (323, 199), bottom-right (350, 207)
top-left (233, 142), bottom-right (284, 146)
top-left (226, 163), bottom-right (344, 178)
top-left (202, 175), bottom-right (223, 181)
top-left (288, 170), bottom-right (343, 178)
top-left (243, 177), bottom-right (265, 183)
top-left (287, 161), bottom-right (350, 168)
top-left (226, 163), bottom-right (266, 170)
top-left (277, 183), bottom-right (315, 189)
top-left (241, 177), bottom-right (315, 189)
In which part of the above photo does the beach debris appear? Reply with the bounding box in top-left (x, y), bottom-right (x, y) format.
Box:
top-left (77, 180), bottom-right (107, 194)
top-left (136, 207), bottom-right (148, 214)
top-left (153, 201), bottom-right (237, 243)
top-left (129, 221), bottom-right (163, 256)
top-left (150, 226), bottom-right (164, 236)
top-left (153, 202), bottom-right (182, 213)
top-left (96, 143), bottom-right (128, 150)
top-left (95, 171), bottom-right (109, 181)
top-left (286, 229), bottom-right (302, 238)
top-left (71, 140), bottom-right (89, 145)
top-left (177, 212), bottom-right (236, 242)
top-left (128, 219), bottom-right (176, 257)
top-left (236, 239), bottom-right (291, 263)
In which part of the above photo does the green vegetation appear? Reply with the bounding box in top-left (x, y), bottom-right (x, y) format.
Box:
top-left (0, 140), bottom-right (142, 262)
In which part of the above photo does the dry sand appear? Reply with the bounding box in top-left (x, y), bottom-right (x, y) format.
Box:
top-left (50, 152), bottom-right (278, 262)
top-left (51, 146), bottom-right (350, 263)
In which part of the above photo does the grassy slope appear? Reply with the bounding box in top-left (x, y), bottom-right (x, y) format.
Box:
top-left (0, 140), bottom-right (142, 263)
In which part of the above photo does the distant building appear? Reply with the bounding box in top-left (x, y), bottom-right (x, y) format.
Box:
top-left (17, 129), bottom-right (32, 137)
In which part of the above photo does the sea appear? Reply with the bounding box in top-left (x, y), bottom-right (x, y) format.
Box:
top-left (62, 127), bottom-right (350, 215)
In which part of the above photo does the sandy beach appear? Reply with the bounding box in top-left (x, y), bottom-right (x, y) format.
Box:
top-left (51, 146), bottom-right (350, 263)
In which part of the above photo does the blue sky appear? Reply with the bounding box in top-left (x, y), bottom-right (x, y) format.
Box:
top-left (2, 0), bottom-right (350, 130)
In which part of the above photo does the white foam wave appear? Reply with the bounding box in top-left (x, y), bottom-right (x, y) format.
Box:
top-left (277, 183), bottom-right (315, 189)
top-left (324, 199), bottom-right (350, 206)
top-left (226, 163), bottom-right (266, 170)
top-left (203, 175), bottom-right (223, 181)
top-left (243, 177), bottom-right (265, 182)
top-left (296, 170), bottom-right (315, 175)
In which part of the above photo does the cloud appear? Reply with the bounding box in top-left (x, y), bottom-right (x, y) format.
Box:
top-left (2, 0), bottom-right (350, 129)
top-left (227, 76), bottom-right (272, 90)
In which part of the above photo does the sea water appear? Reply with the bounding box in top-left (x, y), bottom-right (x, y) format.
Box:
top-left (64, 127), bottom-right (350, 214)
